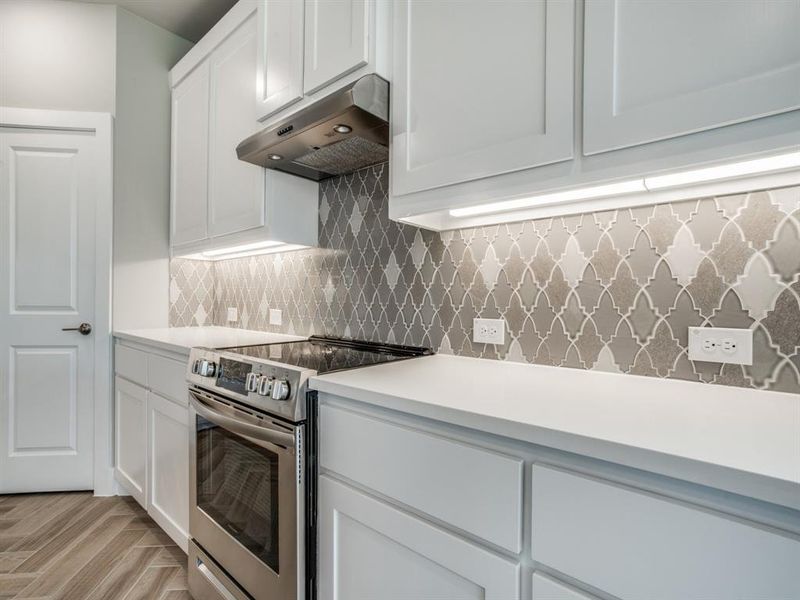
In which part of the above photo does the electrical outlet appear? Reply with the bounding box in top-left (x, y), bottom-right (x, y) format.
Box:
top-left (473, 318), bottom-right (506, 345)
top-left (226, 307), bottom-right (238, 322)
top-left (688, 327), bottom-right (753, 365)
top-left (269, 308), bottom-right (282, 326)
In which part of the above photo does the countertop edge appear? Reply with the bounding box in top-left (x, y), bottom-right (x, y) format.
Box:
top-left (310, 375), bottom-right (800, 512)
top-left (113, 330), bottom-right (191, 355)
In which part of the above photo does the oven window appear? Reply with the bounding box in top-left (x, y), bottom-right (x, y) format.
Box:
top-left (196, 415), bottom-right (280, 573)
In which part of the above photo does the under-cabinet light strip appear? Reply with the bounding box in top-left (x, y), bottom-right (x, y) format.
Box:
top-left (448, 150), bottom-right (800, 219)
top-left (449, 179), bottom-right (647, 217)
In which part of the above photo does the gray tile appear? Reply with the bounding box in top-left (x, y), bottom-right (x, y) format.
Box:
top-left (765, 217), bottom-right (800, 283)
top-left (736, 191), bottom-right (784, 251)
top-left (169, 165), bottom-right (799, 394)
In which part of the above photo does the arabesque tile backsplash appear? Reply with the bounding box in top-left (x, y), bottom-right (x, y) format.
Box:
top-left (170, 164), bottom-right (800, 394)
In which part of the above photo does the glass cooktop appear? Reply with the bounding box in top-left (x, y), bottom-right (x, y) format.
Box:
top-left (221, 336), bottom-right (433, 375)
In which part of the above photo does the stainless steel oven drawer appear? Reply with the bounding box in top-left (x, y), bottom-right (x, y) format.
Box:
top-left (189, 540), bottom-right (250, 600)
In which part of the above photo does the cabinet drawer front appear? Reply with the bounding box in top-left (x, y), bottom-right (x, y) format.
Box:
top-left (115, 344), bottom-right (148, 387)
top-left (147, 354), bottom-right (188, 406)
top-left (319, 475), bottom-right (520, 600)
top-left (531, 465), bottom-right (800, 600)
top-left (321, 404), bottom-right (523, 552)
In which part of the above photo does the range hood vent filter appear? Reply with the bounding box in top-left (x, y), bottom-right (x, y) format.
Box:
top-left (292, 136), bottom-right (389, 176)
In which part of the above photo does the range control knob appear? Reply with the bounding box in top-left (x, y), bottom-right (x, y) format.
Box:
top-left (191, 360), bottom-right (201, 374)
top-left (245, 372), bottom-right (259, 393)
top-left (198, 360), bottom-right (217, 377)
top-left (271, 379), bottom-right (290, 401)
top-left (257, 375), bottom-right (274, 397)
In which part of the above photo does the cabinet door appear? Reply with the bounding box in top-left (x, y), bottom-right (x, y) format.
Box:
top-left (583, 0), bottom-right (800, 155)
top-left (319, 475), bottom-right (520, 600)
top-left (148, 392), bottom-right (190, 552)
top-left (114, 377), bottom-right (148, 507)
top-left (208, 15), bottom-right (266, 238)
top-left (392, 0), bottom-right (574, 197)
top-left (256, 0), bottom-right (304, 120)
top-left (171, 62), bottom-right (210, 247)
top-left (303, 0), bottom-right (369, 94)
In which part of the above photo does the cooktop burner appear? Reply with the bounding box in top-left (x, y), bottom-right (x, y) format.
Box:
top-left (221, 336), bottom-right (433, 375)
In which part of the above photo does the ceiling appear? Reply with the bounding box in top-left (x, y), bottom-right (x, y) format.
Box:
top-left (84, 0), bottom-right (238, 42)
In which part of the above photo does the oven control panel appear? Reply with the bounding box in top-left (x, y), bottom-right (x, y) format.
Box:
top-left (187, 347), bottom-right (310, 422)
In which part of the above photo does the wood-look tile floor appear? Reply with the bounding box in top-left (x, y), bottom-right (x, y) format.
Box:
top-left (0, 492), bottom-right (192, 600)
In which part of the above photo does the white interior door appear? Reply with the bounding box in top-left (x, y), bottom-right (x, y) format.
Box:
top-left (0, 123), bottom-right (99, 493)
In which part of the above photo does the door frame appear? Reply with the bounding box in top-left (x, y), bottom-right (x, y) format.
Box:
top-left (0, 107), bottom-right (114, 496)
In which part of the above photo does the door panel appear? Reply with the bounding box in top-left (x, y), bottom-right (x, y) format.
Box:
top-left (583, 0), bottom-right (800, 154)
top-left (257, 0), bottom-right (305, 120)
top-left (171, 62), bottom-right (210, 247)
top-left (11, 148), bottom-right (78, 312)
top-left (0, 128), bottom-right (96, 493)
top-left (303, 0), bottom-right (369, 94)
top-left (10, 347), bottom-right (77, 453)
top-left (208, 16), bottom-right (265, 239)
top-left (392, 0), bottom-right (575, 197)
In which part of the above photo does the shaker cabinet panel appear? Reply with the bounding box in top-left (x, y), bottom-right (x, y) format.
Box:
top-left (318, 475), bottom-right (520, 600)
top-left (148, 392), bottom-right (190, 551)
top-left (171, 62), bottom-right (210, 247)
top-left (532, 573), bottom-right (599, 600)
top-left (391, 0), bottom-right (574, 197)
top-left (531, 465), bottom-right (800, 600)
top-left (583, 0), bottom-right (800, 154)
top-left (256, 0), bottom-right (305, 120)
top-left (114, 376), bottom-right (148, 507)
top-left (303, 0), bottom-right (369, 94)
top-left (208, 15), bottom-right (265, 238)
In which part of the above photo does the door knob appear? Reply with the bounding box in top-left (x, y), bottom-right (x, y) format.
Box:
top-left (62, 322), bottom-right (92, 335)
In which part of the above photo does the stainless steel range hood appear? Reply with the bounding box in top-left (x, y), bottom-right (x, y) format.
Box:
top-left (237, 74), bottom-right (389, 181)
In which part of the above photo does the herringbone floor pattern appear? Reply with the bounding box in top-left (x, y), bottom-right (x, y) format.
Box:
top-left (0, 492), bottom-right (190, 599)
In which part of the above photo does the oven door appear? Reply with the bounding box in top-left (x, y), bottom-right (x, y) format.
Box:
top-left (189, 387), bottom-right (304, 600)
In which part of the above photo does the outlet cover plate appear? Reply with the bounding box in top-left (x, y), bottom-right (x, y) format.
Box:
top-left (227, 307), bottom-right (238, 322)
top-left (269, 308), bottom-right (282, 326)
top-left (473, 318), bottom-right (505, 345)
top-left (688, 326), bottom-right (753, 365)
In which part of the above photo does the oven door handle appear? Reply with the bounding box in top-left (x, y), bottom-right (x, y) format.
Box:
top-left (189, 392), bottom-right (296, 448)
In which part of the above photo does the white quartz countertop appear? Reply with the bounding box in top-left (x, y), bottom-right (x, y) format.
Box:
top-left (114, 326), bottom-right (305, 355)
top-left (310, 354), bottom-right (800, 511)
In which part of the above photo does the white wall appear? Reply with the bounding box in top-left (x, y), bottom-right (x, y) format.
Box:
top-left (113, 9), bottom-right (192, 329)
top-left (0, 0), bottom-right (117, 114)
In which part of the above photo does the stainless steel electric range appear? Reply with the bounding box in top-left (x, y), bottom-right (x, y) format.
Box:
top-left (185, 336), bottom-right (433, 600)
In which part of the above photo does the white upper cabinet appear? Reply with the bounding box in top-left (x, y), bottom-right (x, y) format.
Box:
top-left (208, 15), bottom-right (265, 238)
top-left (303, 0), bottom-right (369, 95)
top-left (171, 62), bottom-right (210, 247)
top-left (170, 1), bottom-right (319, 256)
top-left (391, 0), bottom-right (575, 198)
top-left (256, 0), bottom-right (304, 121)
top-left (583, 0), bottom-right (800, 155)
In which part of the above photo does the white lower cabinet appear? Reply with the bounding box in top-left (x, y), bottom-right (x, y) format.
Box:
top-left (319, 393), bottom-right (800, 600)
top-left (148, 392), bottom-right (190, 552)
top-left (114, 340), bottom-right (190, 551)
top-left (114, 376), bottom-right (148, 507)
top-left (318, 475), bottom-right (520, 600)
